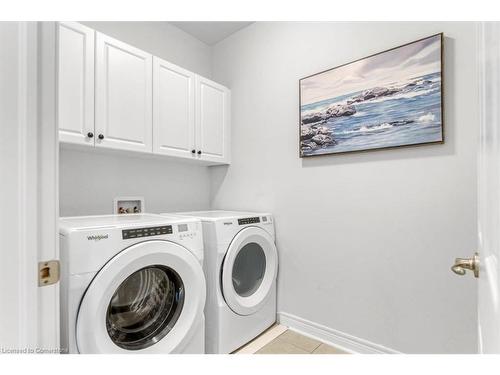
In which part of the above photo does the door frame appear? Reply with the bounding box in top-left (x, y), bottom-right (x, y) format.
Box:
top-left (37, 21), bottom-right (60, 353)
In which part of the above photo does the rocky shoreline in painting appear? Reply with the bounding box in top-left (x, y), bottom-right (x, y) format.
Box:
top-left (300, 72), bottom-right (443, 155)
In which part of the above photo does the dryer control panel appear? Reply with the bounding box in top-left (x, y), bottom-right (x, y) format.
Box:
top-left (238, 216), bottom-right (260, 225)
top-left (122, 225), bottom-right (173, 239)
top-left (238, 217), bottom-right (261, 225)
top-left (237, 216), bottom-right (273, 225)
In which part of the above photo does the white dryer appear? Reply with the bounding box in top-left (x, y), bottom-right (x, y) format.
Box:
top-left (59, 214), bottom-right (206, 354)
top-left (168, 211), bottom-right (278, 354)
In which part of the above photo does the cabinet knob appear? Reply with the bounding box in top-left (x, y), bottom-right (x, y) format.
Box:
top-left (197, 150), bottom-right (202, 155)
top-left (98, 134), bottom-right (104, 140)
top-left (191, 149), bottom-right (196, 154)
top-left (87, 132), bottom-right (94, 138)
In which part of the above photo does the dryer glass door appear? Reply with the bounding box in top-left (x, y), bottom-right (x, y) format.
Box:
top-left (232, 242), bottom-right (266, 297)
top-left (221, 227), bottom-right (278, 316)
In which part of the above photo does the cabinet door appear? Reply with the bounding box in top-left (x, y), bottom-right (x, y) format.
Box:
top-left (95, 33), bottom-right (152, 153)
top-left (153, 57), bottom-right (195, 158)
top-left (195, 76), bottom-right (231, 164)
top-left (57, 22), bottom-right (95, 146)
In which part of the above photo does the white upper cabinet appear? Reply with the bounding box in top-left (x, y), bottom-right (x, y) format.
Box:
top-left (57, 22), bottom-right (95, 146)
top-left (95, 33), bottom-right (153, 153)
top-left (195, 75), bottom-right (231, 164)
top-left (153, 57), bottom-right (196, 158)
top-left (57, 23), bottom-right (230, 164)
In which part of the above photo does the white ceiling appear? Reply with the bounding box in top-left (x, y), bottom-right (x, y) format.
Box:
top-left (170, 22), bottom-right (254, 45)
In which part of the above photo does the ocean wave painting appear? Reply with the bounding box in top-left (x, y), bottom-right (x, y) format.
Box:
top-left (299, 34), bottom-right (443, 157)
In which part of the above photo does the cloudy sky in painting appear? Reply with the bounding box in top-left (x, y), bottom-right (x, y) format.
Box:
top-left (300, 35), bottom-right (441, 106)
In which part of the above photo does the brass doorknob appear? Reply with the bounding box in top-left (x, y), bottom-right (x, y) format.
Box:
top-left (451, 252), bottom-right (479, 278)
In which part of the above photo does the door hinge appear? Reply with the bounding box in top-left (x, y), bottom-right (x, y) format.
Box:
top-left (38, 260), bottom-right (60, 287)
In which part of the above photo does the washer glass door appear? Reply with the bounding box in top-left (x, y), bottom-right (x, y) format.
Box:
top-left (106, 265), bottom-right (184, 350)
top-left (76, 240), bottom-right (205, 354)
top-left (221, 227), bottom-right (278, 316)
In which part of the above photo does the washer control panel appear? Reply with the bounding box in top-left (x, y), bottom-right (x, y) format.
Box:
top-left (238, 217), bottom-right (261, 225)
top-left (122, 225), bottom-right (173, 240)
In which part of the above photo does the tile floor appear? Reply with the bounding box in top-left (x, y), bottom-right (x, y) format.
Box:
top-left (235, 325), bottom-right (348, 354)
top-left (256, 330), bottom-right (347, 354)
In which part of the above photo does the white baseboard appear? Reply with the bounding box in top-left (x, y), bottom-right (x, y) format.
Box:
top-left (278, 312), bottom-right (401, 354)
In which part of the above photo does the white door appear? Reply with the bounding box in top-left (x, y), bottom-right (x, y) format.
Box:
top-left (477, 22), bottom-right (500, 354)
top-left (57, 22), bottom-right (95, 146)
top-left (95, 33), bottom-right (153, 153)
top-left (221, 227), bottom-right (277, 316)
top-left (76, 241), bottom-right (205, 353)
top-left (153, 57), bottom-right (196, 159)
top-left (195, 75), bottom-right (231, 164)
top-left (0, 22), bottom-right (59, 352)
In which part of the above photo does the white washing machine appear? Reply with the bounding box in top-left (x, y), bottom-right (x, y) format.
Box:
top-left (59, 214), bottom-right (206, 354)
top-left (167, 211), bottom-right (278, 354)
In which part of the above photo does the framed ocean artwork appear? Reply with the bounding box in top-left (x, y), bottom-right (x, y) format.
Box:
top-left (299, 33), bottom-right (444, 157)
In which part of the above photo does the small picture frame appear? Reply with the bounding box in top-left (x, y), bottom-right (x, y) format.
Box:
top-left (114, 196), bottom-right (145, 215)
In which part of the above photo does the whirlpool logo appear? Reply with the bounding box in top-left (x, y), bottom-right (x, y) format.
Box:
top-left (87, 234), bottom-right (109, 242)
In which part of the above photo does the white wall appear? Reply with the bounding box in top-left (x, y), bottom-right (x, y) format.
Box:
top-left (60, 148), bottom-right (211, 216)
top-left (60, 22), bottom-right (212, 217)
top-left (210, 22), bottom-right (478, 353)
